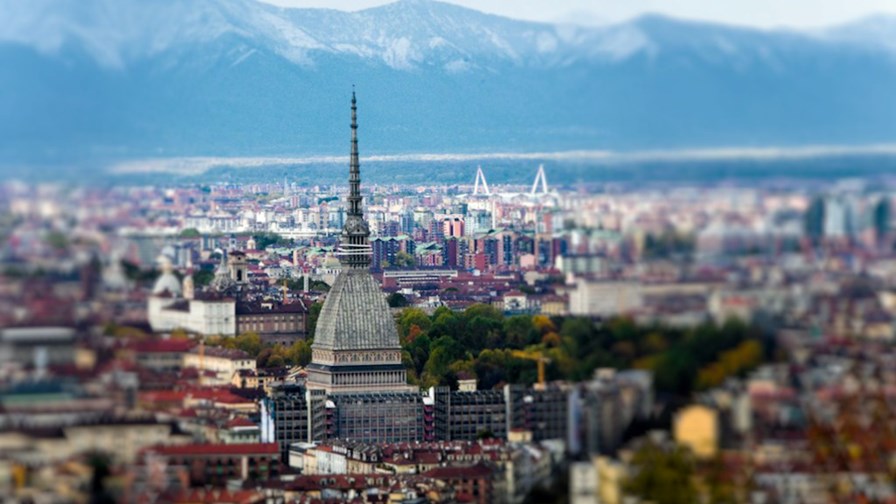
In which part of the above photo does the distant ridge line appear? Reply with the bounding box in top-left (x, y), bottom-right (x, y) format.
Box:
top-left (108, 143), bottom-right (896, 175)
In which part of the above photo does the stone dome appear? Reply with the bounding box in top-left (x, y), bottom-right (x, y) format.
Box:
top-left (312, 269), bottom-right (401, 351)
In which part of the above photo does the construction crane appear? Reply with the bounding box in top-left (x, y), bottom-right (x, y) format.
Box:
top-left (511, 349), bottom-right (551, 390)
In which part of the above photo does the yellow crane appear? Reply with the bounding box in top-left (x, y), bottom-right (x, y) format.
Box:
top-left (511, 349), bottom-right (551, 390)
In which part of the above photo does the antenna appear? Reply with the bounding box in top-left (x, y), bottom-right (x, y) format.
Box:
top-left (473, 165), bottom-right (491, 196)
top-left (530, 164), bottom-right (548, 196)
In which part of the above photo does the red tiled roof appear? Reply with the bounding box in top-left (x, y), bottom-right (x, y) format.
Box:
top-left (423, 463), bottom-right (493, 479)
top-left (133, 339), bottom-right (197, 353)
top-left (140, 390), bottom-right (189, 403)
top-left (148, 443), bottom-right (278, 457)
top-left (171, 489), bottom-right (263, 504)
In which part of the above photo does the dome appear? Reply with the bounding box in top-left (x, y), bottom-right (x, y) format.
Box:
top-left (312, 269), bottom-right (401, 351)
top-left (152, 272), bottom-right (182, 296)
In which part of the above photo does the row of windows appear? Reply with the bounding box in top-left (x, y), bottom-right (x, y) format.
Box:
top-left (241, 315), bottom-right (301, 322)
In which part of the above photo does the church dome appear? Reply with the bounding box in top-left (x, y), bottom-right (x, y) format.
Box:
top-left (152, 272), bottom-right (182, 296)
top-left (152, 254), bottom-right (181, 296)
top-left (312, 269), bottom-right (401, 351)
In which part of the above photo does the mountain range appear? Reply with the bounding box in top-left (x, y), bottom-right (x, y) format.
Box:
top-left (1, 0), bottom-right (896, 173)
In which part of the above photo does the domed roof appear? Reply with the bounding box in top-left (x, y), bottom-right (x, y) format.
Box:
top-left (312, 269), bottom-right (401, 351)
top-left (152, 272), bottom-right (182, 296)
top-left (152, 253), bottom-right (181, 295)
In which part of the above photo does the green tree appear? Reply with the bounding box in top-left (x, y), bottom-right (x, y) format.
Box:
top-left (193, 269), bottom-right (215, 287)
top-left (252, 232), bottom-right (292, 250)
top-left (398, 307), bottom-right (432, 340)
top-left (653, 347), bottom-right (698, 395)
top-left (559, 317), bottom-right (592, 352)
top-left (430, 310), bottom-right (463, 340)
top-left (387, 292), bottom-right (410, 308)
top-left (179, 228), bottom-right (201, 238)
top-left (393, 251), bottom-right (416, 268)
top-left (307, 302), bottom-right (323, 339)
top-left (234, 333), bottom-right (262, 357)
top-left (310, 280), bottom-right (330, 292)
top-left (624, 441), bottom-right (698, 504)
top-left (286, 340), bottom-right (313, 366)
top-left (422, 335), bottom-right (467, 387)
top-left (463, 303), bottom-right (503, 323)
top-left (504, 315), bottom-right (536, 348)
top-left (398, 308), bottom-right (432, 339)
top-left (256, 347), bottom-right (274, 368)
top-left (407, 333), bottom-right (432, 377)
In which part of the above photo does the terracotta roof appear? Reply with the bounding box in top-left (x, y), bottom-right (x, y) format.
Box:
top-left (170, 489), bottom-right (263, 504)
top-left (423, 462), bottom-right (494, 479)
top-left (148, 442), bottom-right (278, 457)
top-left (133, 339), bottom-right (197, 353)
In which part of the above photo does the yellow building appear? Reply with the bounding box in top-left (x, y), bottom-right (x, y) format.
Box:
top-left (673, 404), bottom-right (719, 459)
top-left (595, 455), bottom-right (627, 504)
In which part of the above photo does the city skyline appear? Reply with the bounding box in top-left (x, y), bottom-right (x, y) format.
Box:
top-left (3, 1), bottom-right (896, 502)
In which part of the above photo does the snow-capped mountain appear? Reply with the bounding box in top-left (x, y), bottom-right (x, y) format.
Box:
top-left (1, 0), bottom-right (895, 167)
top-left (0, 0), bottom-right (651, 69)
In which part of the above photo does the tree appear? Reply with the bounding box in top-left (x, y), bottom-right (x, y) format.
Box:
top-left (193, 269), bottom-right (214, 287)
top-left (430, 310), bottom-right (463, 340)
top-left (252, 232), bottom-right (291, 250)
top-left (393, 251), bottom-right (416, 268)
top-left (624, 441), bottom-right (698, 504)
top-left (422, 335), bottom-right (467, 387)
top-left (398, 308), bottom-right (431, 340)
top-left (654, 347), bottom-right (698, 395)
top-left (464, 303), bottom-right (503, 323)
top-left (307, 302), bottom-right (323, 339)
top-left (179, 228), bottom-right (201, 238)
top-left (256, 347), bottom-right (274, 368)
top-left (407, 334), bottom-right (432, 377)
top-left (387, 292), bottom-right (410, 308)
top-left (559, 317), bottom-right (592, 352)
top-left (286, 340), bottom-right (312, 366)
top-left (532, 315), bottom-right (557, 335)
top-left (542, 331), bottom-right (561, 347)
top-left (504, 315), bottom-right (536, 348)
top-left (234, 333), bottom-right (262, 357)
top-left (310, 280), bottom-right (331, 292)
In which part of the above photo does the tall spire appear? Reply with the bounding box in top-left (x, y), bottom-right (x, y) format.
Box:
top-left (339, 88), bottom-right (371, 269)
top-left (348, 87), bottom-right (362, 218)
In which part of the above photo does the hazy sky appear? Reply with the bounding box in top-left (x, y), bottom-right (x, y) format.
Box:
top-left (260, 0), bottom-right (896, 29)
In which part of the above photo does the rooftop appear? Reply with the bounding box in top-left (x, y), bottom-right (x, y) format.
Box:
top-left (147, 442), bottom-right (278, 457)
